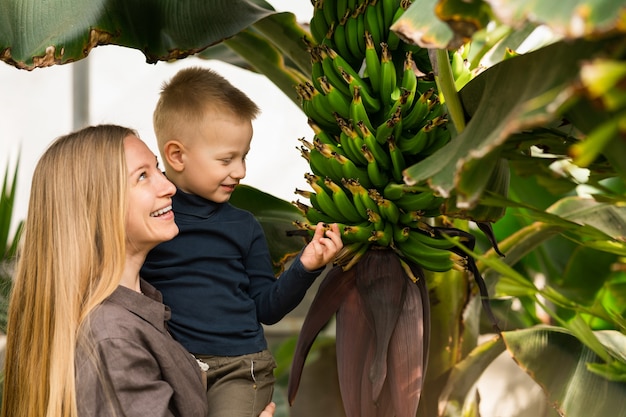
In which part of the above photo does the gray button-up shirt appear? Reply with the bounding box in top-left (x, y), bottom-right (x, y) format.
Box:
top-left (75, 280), bottom-right (208, 417)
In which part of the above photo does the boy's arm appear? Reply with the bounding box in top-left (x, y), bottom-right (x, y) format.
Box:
top-left (246, 219), bottom-right (327, 325)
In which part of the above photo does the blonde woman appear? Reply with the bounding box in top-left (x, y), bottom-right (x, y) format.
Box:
top-left (1, 125), bottom-right (276, 417)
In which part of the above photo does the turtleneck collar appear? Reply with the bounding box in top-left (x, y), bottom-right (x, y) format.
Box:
top-left (172, 188), bottom-right (222, 219)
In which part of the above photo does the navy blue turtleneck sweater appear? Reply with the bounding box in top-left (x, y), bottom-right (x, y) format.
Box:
top-left (141, 189), bottom-right (323, 356)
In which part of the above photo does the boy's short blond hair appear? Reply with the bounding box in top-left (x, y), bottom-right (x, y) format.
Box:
top-left (153, 66), bottom-right (260, 152)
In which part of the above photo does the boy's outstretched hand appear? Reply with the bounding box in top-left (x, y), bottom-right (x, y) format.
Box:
top-left (300, 222), bottom-right (343, 271)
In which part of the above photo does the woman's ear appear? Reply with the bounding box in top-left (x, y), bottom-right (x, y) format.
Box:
top-left (163, 141), bottom-right (185, 172)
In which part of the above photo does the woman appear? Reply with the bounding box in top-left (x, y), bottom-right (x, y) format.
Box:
top-left (1, 125), bottom-right (275, 417)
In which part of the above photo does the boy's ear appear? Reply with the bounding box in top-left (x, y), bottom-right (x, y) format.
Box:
top-left (163, 140), bottom-right (185, 172)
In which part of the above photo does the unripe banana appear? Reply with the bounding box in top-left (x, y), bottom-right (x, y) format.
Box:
top-left (364, 31), bottom-right (382, 93)
top-left (369, 221), bottom-right (393, 246)
top-left (350, 86), bottom-right (375, 133)
top-left (319, 45), bottom-right (352, 97)
top-left (357, 121), bottom-right (391, 170)
top-left (318, 75), bottom-right (352, 120)
top-left (311, 0), bottom-right (331, 44)
top-left (406, 228), bottom-right (458, 251)
top-left (397, 120), bottom-right (432, 155)
top-left (324, 177), bottom-right (367, 223)
top-left (394, 189), bottom-right (442, 212)
top-left (305, 173), bottom-right (350, 222)
top-left (396, 237), bottom-right (455, 273)
top-left (375, 106), bottom-right (401, 145)
top-left (377, 197), bottom-right (400, 224)
top-left (382, 181), bottom-right (423, 200)
top-left (364, 0), bottom-right (383, 52)
top-left (387, 135), bottom-right (406, 183)
top-left (379, 42), bottom-right (399, 108)
top-left (334, 152), bottom-right (373, 189)
top-left (333, 12), bottom-right (355, 64)
top-left (401, 87), bottom-right (434, 131)
top-left (362, 145), bottom-right (390, 189)
top-left (342, 222), bottom-right (377, 243)
top-left (339, 67), bottom-right (381, 113)
top-left (337, 117), bottom-right (369, 166)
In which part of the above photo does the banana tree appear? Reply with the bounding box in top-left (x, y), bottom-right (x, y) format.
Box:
top-left (1, 0), bottom-right (625, 416)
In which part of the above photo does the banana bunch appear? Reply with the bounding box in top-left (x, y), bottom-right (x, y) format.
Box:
top-left (294, 0), bottom-right (476, 273)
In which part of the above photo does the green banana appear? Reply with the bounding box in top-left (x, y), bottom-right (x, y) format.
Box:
top-left (300, 201), bottom-right (336, 224)
top-left (297, 83), bottom-right (336, 130)
top-left (364, 31), bottom-right (381, 93)
top-left (354, 2), bottom-right (367, 58)
top-left (362, 145), bottom-right (390, 189)
top-left (357, 121), bottom-right (391, 170)
top-left (375, 106), bottom-right (401, 145)
top-left (397, 237), bottom-right (455, 273)
top-left (381, 0), bottom-right (400, 34)
top-left (336, 0), bottom-right (349, 27)
top-left (342, 222), bottom-right (377, 243)
top-left (334, 152), bottom-right (373, 189)
top-left (311, 0), bottom-right (331, 44)
top-left (324, 177), bottom-right (367, 223)
top-left (384, 87), bottom-right (411, 121)
top-left (309, 46), bottom-right (325, 93)
top-left (339, 67), bottom-right (381, 113)
top-left (392, 223), bottom-right (410, 243)
top-left (382, 181), bottom-right (423, 200)
top-left (319, 45), bottom-right (352, 97)
top-left (401, 51), bottom-right (418, 112)
top-left (308, 118), bottom-right (340, 148)
top-left (318, 75), bottom-right (352, 120)
top-left (379, 42), bottom-right (399, 108)
top-left (364, 0), bottom-right (383, 50)
top-left (333, 11), bottom-right (355, 63)
top-left (337, 117), bottom-right (369, 165)
top-left (394, 189), bottom-right (442, 212)
top-left (305, 173), bottom-right (351, 222)
top-left (402, 87), bottom-right (434, 131)
top-left (313, 141), bottom-right (346, 184)
top-left (369, 221), bottom-right (393, 246)
top-left (385, 1), bottom-right (406, 51)
top-left (377, 197), bottom-right (400, 224)
top-left (341, 178), bottom-right (368, 218)
top-left (322, 0), bottom-right (338, 29)
top-left (387, 135), bottom-right (406, 183)
top-left (343, 178), bottom-right (380, 216)
top-left (406, 228), bottom-right (458, 251)
top-left (345, 6), bottom-right (363, 60)
top-left (350, 86), bottom-right (375, 133)
top-left (397, 120), bottom-right (432, 155)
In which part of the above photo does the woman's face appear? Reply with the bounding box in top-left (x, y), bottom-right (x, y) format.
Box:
top-left (124, 135), bottom-right (178, 254)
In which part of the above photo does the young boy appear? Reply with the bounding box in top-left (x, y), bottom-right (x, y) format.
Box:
top-left (141, 67), bottom-right (343, 417)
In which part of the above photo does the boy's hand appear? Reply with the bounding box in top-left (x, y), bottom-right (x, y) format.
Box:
top-left (300, 222), bottom-right (343, 271)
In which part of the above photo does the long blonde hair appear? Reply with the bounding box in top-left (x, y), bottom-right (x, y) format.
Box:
top-left (1, 125), bottom-right (135, 417)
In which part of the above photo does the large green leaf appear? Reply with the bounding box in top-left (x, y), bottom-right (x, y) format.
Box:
top-left (0, 0), bottom-right (274, 69)
top-left (230, 184), bottom-right (307, 274)
top-left (484, 0), bottom-right (626, 39)
top-left (403, 36), bottom-right (619, 206)
top-left (502, 326), bottom-right (626, 417)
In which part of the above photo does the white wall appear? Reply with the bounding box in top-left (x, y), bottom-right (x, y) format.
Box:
top-left (0, 0), bottom-right (313, 236)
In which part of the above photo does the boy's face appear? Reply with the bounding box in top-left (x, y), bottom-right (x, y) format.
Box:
top-left (179, 113), bottom-right (253, 203)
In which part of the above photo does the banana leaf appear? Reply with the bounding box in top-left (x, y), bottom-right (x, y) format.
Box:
top-left (0, 0), bottom-right (276, 69)
top-left (502, 326), bottom-right (626, 417)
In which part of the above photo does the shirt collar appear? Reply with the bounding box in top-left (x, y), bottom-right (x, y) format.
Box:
top-left (106, 280), bottom-right (170, 333)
